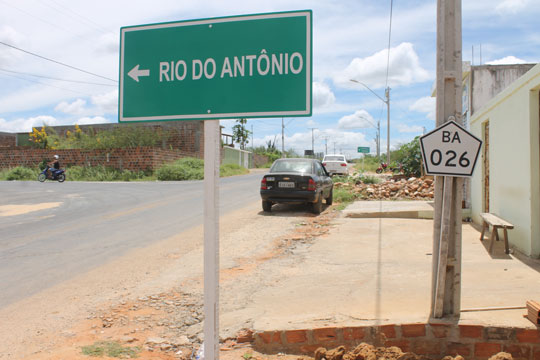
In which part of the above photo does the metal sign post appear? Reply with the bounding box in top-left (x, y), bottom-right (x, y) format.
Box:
top-left (118, 11), bottom-right (313, 359)
top-left (203, 120), bottom-right (220, 359)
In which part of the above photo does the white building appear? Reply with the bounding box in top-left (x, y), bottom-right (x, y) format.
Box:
top-left (469, 63), bottom-right (540, 258)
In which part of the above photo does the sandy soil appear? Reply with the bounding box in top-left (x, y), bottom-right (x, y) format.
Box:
top-left (0, 202), bottom-right (62, 217)
top-left (0, 199), bottom-right (338, 360)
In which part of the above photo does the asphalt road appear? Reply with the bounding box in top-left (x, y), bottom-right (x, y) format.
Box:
top-left (0, 172), bottom-right (263, 308)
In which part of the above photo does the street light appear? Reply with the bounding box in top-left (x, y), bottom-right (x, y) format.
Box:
top-left (355, 113), bottom-right (380, 159)
top-left (350, 79), bottom-right (391, 164)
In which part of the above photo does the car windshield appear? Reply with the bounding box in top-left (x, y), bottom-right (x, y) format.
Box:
top-left (270, 160), bottom-right (313, 174)
top-left (324, 156), bottom-right (345, 162)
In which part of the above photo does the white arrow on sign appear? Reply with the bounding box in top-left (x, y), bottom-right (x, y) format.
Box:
top-left (128, 64), bottom-right (150, 82)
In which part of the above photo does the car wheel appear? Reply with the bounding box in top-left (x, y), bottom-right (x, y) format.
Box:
top-left (326, 188), bottom-right (333, 205)
top-left (312, 193), bottom-right (323, 214)
top-left (38, 173), bottom-right (46, 182)
top-left (262, 200), bottom-right (272, 212)
top-left (57, 173), bottom-right (66, 183)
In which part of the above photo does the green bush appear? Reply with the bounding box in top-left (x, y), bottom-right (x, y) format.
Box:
top-left (5, 167), bottom-right (37, 180)
top-left (156, 157), bottom-right (204, 181)
top-left (220, 163), bottom-right (249, 177)
top-left (67, 165), bottom-right (148, 181)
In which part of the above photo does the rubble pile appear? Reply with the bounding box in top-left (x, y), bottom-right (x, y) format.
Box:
top-left (335, 176), bottom-right (434, 200)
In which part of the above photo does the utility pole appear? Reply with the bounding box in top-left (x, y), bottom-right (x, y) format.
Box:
top-left (309, 128), bottom-right (317, 158)
top-left (431, 0), bottom-right (463, 319)
top-left (385, 87), bottom-right (390, 165)
top-left (322, 136), bottom-right (329, 155)
top-left (251, 125), bottom-right (254, 151)
top-left (282, 118), bottom-right (285, 158)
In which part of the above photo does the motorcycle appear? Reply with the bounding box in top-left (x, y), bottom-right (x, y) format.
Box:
top-left (375, 162), bottom-right (388, 174)
top-left (38, 167), bottom-right (66, 182)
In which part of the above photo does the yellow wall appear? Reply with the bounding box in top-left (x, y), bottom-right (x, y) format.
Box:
top-left (470, 63), bottom-right (540, 257)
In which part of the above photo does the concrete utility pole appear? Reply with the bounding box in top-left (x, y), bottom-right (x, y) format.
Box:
top-left (322, 136), bottom-right (329, 155)
top-left (282, 118), bottom-right (285, 157)
top-left (309, 128), bottom-right (317, 158)
top-left (431, 0), bottom-right (463, 319)
top-left (385, 87), bottom-right (390, 165)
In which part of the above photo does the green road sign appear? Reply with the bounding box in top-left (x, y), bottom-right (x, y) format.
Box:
top-left (357, 146), bottom-right (370, 153)
top-left (119, 11), bottom-right (312, 122)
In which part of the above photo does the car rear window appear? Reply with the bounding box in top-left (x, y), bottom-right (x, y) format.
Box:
top-left (324, 156), bottom-right (345, 162)
top-left (270, 160), bottom-right (313, 173)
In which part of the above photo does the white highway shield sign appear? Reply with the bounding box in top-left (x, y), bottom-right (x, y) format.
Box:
top-left (419, 120), bottom-right (482, 177)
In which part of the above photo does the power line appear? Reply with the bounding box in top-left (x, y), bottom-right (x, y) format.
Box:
top-left (42, 0), bottom-right (112, 35)
top-left (0, 72), bottom-right (93, 96)
top-left (0, 68), bottom-right (116, 86)
top-left (0, 41), bottom-right (117, 83)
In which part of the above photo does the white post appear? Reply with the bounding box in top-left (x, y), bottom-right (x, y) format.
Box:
top-left (204, 120), bottom-right (220, 359)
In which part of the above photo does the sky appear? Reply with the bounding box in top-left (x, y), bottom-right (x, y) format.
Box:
top-left (0, 0), bottom-right (539, 159)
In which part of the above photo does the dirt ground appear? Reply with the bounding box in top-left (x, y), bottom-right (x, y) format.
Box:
top-left (0, 200), bottom-right (340, 360)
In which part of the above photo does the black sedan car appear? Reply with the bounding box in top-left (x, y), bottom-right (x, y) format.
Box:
top-left (260, 158), bottom-right (333, 214)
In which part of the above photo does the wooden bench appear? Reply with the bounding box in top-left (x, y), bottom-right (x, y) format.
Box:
top-left (479, 213), bottom-right (514, 254)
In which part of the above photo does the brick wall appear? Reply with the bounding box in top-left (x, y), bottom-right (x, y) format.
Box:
top-left (251, 323), bottom-right (540, 359)
top-left (16, 121), bottom-right (205, 156)
top-left (0, 147), bottom-right (201, 171)
top-left (0, 132), bottom-right (16, 147)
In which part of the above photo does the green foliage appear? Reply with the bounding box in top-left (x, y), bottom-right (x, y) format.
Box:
top-left (156, 157), bottom-right (248, 180)
top-left (4, 167), bottom-right (38, 180)
top-left (220, 163), bottom-right (249, 177)
top-left (81, 341), bottom-right (140, 358)
top-left (156, 157), bottom-right (204, 181)
top-left (354, 155), bottom-right (383, 172)
top-left (48, 124), bottom-right (165, 150)
top-left (391, 136), bottom-right (422, 177)
top-left (67, 166), bottom-right (148, 182)
top-left (333, 187), bottom-right (358, 205)
top-left (232, 118), bottom-right (250, 150)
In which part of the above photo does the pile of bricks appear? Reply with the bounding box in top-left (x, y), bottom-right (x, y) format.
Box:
top-left (526, 301), bottom-right (540, 326)
top-left (335, 177), bottom-right (435, 200)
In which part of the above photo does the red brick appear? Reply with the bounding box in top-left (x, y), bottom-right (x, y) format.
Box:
top-left (343, 327), bottom-right (365, 341)
top-left (258, 331), bottom-right (281, 344)
top-left (385, 339), bottom-right (410, 352)
top-left (475, 343), bottom-right (502, 357)
top-left (379, 324), bottom-right (397, 339)
top-left (236, 329), bottom-right (253, 343)
top-left (410, 340), bottom-right (441, 355)
top-left (285, 330), bottom-right (308, 344)
top-left (430, 323), bottom-right (451, 338)
top-left (401, 324), bottom-right (426, 337)
top-left (313, 328), bottom-right (338, 342)
top-left (533, 346), bottom-right (540, 360)
top-left (460, 324), bottom-right (483, 338)
top-left (517, 329), bottom-right (540, 344)
top-left (446, 342), bottom-right (472, 357)
top-left (503, 344), bottom-right (531, 360)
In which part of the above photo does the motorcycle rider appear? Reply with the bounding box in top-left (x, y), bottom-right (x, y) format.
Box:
top-left (47, 155), bottom-right (61, 177)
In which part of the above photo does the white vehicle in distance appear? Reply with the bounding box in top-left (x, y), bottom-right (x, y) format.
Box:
top-left (322, 154), bottom-right (349, 176)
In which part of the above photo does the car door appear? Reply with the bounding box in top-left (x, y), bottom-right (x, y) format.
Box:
top-left (315, 161), bottom-right (331, 197)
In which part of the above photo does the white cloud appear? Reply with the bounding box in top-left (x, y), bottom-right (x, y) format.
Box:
top-left (496, 0), bottom-right (530, 14)
top-left (0, 115), bottom-right (59, 133)
top-left (334, 42), bottom-right (431, 90)
top-left (91, 90), bottom-right (118, 114)
top-left (312, 81), bottom-right (336, 109)
top-left (486, 56), bottom-right (528, 65)
top-left (0, 26), bottom-right (23, 66)
top-left (55, 99), bottom-right (87, 115)
top-left (409, 96), bottom-right (436, 120)
top-left (397, 124), bottom-right (424, 134)
top-left (95, 33), bottom-right (119, 54)
top-left (76, 116), bottom-right (112, 125)
top-left (338, 110), bottom-right (376, 130)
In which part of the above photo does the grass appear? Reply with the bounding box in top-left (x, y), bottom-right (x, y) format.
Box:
top-left (0, 159), bottom-right (249, 182)
top-left (81, 341), bottom-right (140, 358)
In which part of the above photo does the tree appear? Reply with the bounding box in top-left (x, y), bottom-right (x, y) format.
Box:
top-left (392, 136), bottom-right (422, 177)
top-left (232, 118), bottom-right (250, 150)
